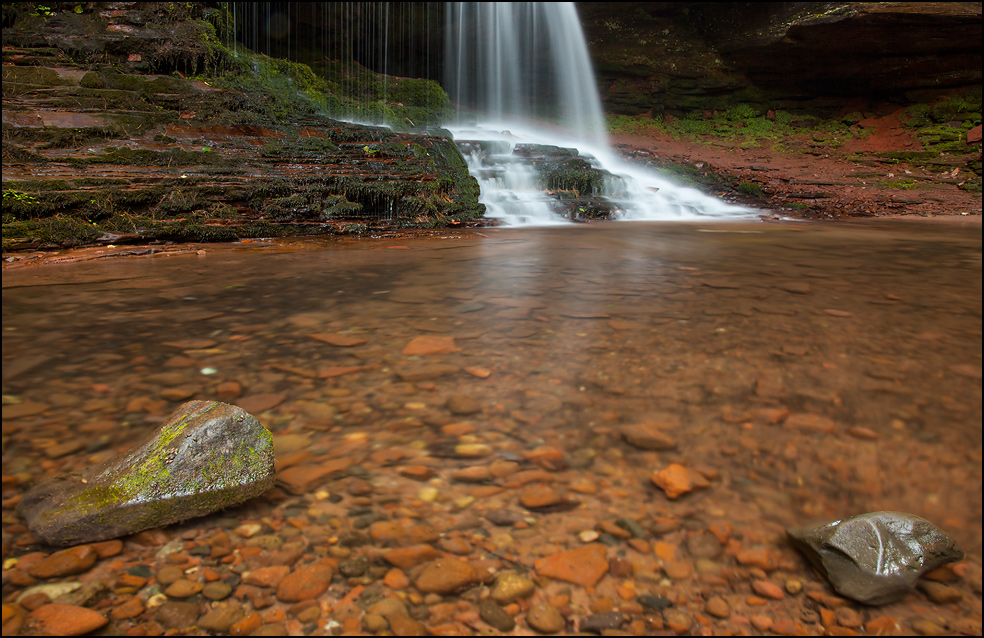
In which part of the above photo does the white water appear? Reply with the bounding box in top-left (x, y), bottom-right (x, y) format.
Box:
top-left (444, 2), bottom-right (756, 226)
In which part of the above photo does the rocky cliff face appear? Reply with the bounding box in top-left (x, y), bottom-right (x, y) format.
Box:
top-left (2, 2), bottom-right (482, 251)
top-left (577, 1), bottom-right (982, 116)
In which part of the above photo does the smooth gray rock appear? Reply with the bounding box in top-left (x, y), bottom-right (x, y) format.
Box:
top-left (787, 511), bottom-right (964, 605)
top-left (18, 400), bottom-right (274, 546)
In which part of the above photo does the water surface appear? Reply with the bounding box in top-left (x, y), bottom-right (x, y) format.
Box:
top-left (3, 220), bottom-right (981, 560)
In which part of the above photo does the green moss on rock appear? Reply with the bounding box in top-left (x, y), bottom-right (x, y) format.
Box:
top-left (17, 401), bottom-right (275, 547)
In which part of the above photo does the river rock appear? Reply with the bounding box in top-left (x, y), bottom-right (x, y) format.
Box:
top-left (23, 603), bottom-right (108, 636)
top-left (18, 401), bottom-right (275, 546)
top-left (787, 511), bottom-right (964, 605)
top-left (413, 558), bottom-right (485, 594)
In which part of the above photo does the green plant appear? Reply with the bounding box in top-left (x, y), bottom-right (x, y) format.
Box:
top-left (3, 190), bottom-right (38, 206)
top-left (737, 182), bottom-right (764, 197)
top-left (877, 178), bottom-right (919, 190)
top-left (607, 114), bottom-right (666, 136)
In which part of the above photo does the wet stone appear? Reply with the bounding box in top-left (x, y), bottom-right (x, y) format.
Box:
top-left (491, 571), bottom-right (536, 604)
top-left (383, 545), bottom-right (443, 569)
top-left (616, 518), bottom-right (647, 539)
top-left (787, 511), bottom-right (964, 605)
top-left (403, 335), bottom-right (458, 356)
top-left (24, 603), bottom-right (108, 636)
top-left (388, 613), bottom-right (428, 635)
top-left (156, 565), bottom-right (184, 586)
top-left (705, 596), bottom-right (731, 618)
top-left (580, 611), bottom-right (626, 633)
top-left (164, 578), bottom-right (203, 598)
top-left (485, 509), bottom-right (526, 527)
top-left (452, 466), bottom-right (493, 483)
top-left (17, 401), bottom-right (275, 546)
top-left (637, 595), bottom-right (672, 611)
top-left (534, 544), bottom-right (609, 588)
top-left (526, 600), bottom-right (566, 634)
top-left (650, 464), bottom-right (710, 499)
top-left (201, 581), bottom-right (233, 600)
top-left (446, 394), bottom-right (482, 415)
top-left (918, 580), bottom-right (963, 604)
top-left (198, 602), bottom-right (244, 633)
top-left (520, 484), bottom-right (565, 509)
top-left (243, 565), bottom-right (289, 588)
top-left (621, 420), bottom-right (679, 450)
top-left (2, 401), bottom-right (50, 419)
top-left (413, 558), bottom-right (484, 595)
top-left (109, 596), bottom-right (145, 621)
top-left (751, 579), bottom-right (784, 600)
top-left (363, 613), bottom-right (388, 633)
top-left (338, 556), bottom-right (368, 578)
top-left (155, 600), bottom-right (201, 630)
top-left (687, 531), bottom-right (724, 558)
top-left (276, 562), bottom-right (333, 602)
top-left (26, 546), bottom-right (97, 579)
top-left (479, 598), bottom-right (516, 632)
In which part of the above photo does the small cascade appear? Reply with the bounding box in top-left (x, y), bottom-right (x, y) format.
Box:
top-left (450, 123), bottom-right (751, 226)
top-left (444, 1), bottom-right (755, 226)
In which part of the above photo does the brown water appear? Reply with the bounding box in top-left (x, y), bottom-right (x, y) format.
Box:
top-left (2, 219), bottom-right (981, 633)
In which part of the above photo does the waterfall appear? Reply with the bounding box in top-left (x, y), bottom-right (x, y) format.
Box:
top-left (443, 1), bottom-right (754, 226)
top-left (444, 2), bottom-right (607, 149)
top-left (223, 2), bottom-right (755, 226)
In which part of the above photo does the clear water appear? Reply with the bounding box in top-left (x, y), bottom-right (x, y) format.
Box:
top-left (3, 221), bottom-right (981, 565)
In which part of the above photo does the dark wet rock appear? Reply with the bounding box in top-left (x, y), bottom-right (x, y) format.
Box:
top-left (338, 556), bottom-right (369, 578)
top-left (637, 595), bottom-right (673, 611)
top-left (18, 401), bottom-right (275, 546)
top-left (615, 518), bottom-right (647, 539)
top-left (485, 509), bottom-right (526, 527)
top-left (154, 601), bottom-right (201, 631)
top-left (787, 511), bottom-right (964, 605)
top-left (479, 598), bottom-right (516, 632)
top-left (580, 611), bottom-right (626, 634)
top-left (198, 602), bottom-right (244, 633)
top-left (446, 394), bottom-right (482, 415)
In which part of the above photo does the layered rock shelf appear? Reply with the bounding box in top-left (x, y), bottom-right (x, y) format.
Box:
top-left (2, 4), bottom-right (483, 251)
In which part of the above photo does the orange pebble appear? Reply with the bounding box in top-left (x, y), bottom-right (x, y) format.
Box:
top-left (616, 581), bottom-right (636, 601)
top-left (263, 608), bottom-right (286, 623)
top-left (383, 568), bottom-right (410, 589)
top-left (819, 607), bottom-right (837, 628)
top-left (341, 617), bottom-right (361, 634)
top-left (230, 613), bottom-right (262, 636)
top-left (284, 620), bottom-right (303, 634)
top-left (454, 610), bottom-right (480, 624)
top-left (653, 541), bottom-right (677, 561)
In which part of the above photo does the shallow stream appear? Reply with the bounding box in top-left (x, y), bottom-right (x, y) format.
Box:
top-left (2, 219), bottom-right (981, 634)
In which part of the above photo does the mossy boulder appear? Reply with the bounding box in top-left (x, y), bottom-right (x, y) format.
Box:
top-left (17, 401), bottom-right (274, 547)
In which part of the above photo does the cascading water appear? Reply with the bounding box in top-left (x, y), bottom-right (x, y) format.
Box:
top-left (444, 1), bottom-right (755, 226)
top-left (226, 2), bottom-right (754, 226)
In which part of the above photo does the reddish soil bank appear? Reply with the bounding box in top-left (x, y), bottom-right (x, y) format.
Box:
top-left (611, 108), bottom-right (981, 220)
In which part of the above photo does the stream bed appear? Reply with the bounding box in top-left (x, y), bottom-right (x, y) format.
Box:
top-left (2, 219), bottom-right (981, 636)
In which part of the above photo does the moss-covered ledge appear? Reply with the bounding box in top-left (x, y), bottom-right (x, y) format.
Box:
top-left (2, 2), bottom-right (484, 252)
